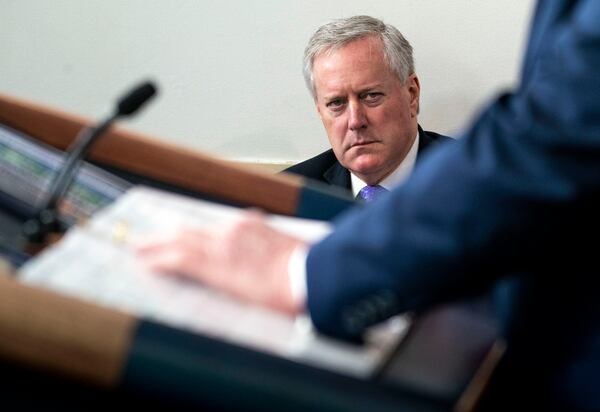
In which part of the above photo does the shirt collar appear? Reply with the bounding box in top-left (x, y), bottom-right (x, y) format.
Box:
top-left (351, 131), bottom-right (420, 197)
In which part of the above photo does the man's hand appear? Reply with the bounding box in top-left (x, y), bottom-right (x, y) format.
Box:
top-left (135, 211), bottom-right (306, 315)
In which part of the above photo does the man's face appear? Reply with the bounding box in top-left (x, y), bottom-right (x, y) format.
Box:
top-left (313, 36), bottom-right (420, 185)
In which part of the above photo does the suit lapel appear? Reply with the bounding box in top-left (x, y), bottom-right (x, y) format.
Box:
top-left (324, 162), bottom-right (352, 190)
top-left (416, 125), bottom-right (435, 160)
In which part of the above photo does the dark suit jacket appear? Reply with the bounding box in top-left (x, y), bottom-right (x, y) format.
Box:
top-left (305, 1), bottom-right (600, 411)
top-left (282, 126), bottom-right (451, 190)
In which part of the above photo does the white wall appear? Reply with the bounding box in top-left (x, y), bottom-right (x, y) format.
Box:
top-left (0, 0), bottom-right (534, 163)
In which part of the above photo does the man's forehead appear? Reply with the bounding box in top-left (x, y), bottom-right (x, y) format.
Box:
top-left (312, 40), bottom-right (398, 98)
top-left (312, 39), bottom-right (392, 83)
top-left (318, 80), bottom-right (387, 98)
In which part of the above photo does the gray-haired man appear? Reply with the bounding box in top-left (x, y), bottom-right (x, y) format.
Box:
top-left (284, 16), bottom-right (451, 200)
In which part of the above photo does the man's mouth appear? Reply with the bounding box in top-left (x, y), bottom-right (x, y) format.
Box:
top-left (350, 140), bottom-right (376, 148)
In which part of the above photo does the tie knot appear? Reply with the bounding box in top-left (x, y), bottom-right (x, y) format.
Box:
top-left (357, 185), bottom-right (388, 202)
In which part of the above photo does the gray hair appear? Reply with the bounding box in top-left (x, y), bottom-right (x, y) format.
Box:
top-left (303, 15), bottom-right (414, 99)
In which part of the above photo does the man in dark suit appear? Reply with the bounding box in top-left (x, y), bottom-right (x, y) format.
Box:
top-left (283, 16), bottom-right (451, 199)
top-left (139, 2), bottom-right (600, 410)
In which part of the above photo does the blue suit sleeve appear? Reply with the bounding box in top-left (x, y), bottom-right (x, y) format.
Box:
top-left (306, 1), bottom-right (600, 339)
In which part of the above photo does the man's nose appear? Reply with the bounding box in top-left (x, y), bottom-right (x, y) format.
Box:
top-left (348, 101), bottom-right (367, 130)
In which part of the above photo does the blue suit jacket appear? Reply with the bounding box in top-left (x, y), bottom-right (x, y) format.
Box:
top-left (282, 126), bottom-right (451, 191)
top-left (306, 1), bottom-right (600, 410)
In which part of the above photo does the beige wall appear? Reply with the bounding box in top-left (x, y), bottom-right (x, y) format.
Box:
top-left (0, 1), bottom-right (535, 165)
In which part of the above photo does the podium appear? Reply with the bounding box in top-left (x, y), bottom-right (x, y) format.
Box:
top-left (0, 92), bottom-right (500, 412)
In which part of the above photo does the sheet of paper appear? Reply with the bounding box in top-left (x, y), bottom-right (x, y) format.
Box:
top-left (19, 186), bottom-right (409, 378)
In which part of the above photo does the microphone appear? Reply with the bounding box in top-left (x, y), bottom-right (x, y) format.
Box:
top-left (23, 81), bottom-right (158, 244)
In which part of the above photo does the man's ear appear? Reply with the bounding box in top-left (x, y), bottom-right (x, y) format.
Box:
top-left (407, 74), bottom-right (421, 116)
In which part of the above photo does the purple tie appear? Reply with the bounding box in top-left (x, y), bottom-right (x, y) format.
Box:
top-left (357, 185), bottom-right (388, 202)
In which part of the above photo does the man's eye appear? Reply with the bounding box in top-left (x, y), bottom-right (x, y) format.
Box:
top-left (362, 92), bottom-right (383, 103)
top-left (326, 99), bottom-right (345, 109)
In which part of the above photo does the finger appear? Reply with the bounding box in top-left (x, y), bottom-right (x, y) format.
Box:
top-left (137, 246), bottom-right (186, 274)
top-left (243, 208), bottom-right (266, 220)
top-left (133, 232), bottom-right (181, 254)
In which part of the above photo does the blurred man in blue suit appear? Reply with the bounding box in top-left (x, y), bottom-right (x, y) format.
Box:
top-left (139, 1), bottom-right (600, 410)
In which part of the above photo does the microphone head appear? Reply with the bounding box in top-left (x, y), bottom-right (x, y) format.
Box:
top-left (116, 81), bottom-right (157, 116)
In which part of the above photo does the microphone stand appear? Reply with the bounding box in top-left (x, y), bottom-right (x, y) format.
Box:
top-left (23, 81), bottom-right (157, 246)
